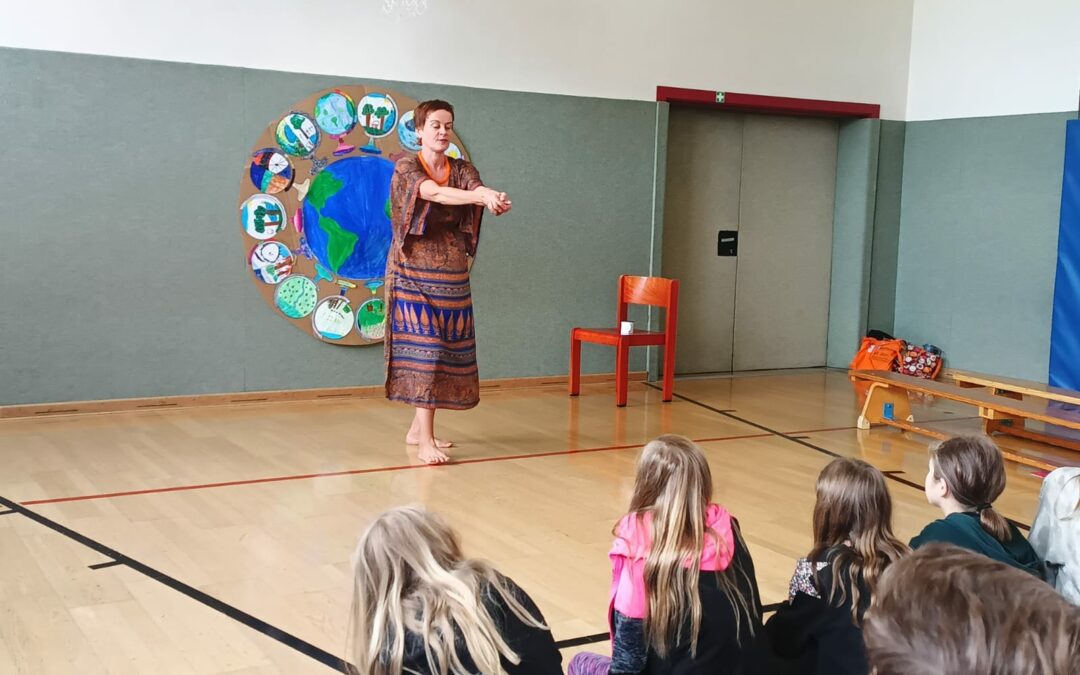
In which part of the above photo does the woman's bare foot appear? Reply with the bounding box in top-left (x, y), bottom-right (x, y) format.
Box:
top-left (406, 432), bottom-right (453, 449)
top-left (407, 408), bottom-right (451, 455)
top-left (406, 419), bottom-right (453, 448)
top-left (416, 439), bottom-right (451, 464)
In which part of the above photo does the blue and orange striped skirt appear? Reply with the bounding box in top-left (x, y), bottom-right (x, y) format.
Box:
top-left (384, 261), bottom-right (479, 410)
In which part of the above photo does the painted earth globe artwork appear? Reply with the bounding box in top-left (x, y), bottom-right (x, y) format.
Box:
top-left (249, 149), bottom-right (294, 194)
top-left (275, 112), bottom-right (320, 158)
top-left (301, 156), bottom-right (395, 281)
top-left (239, 86), bottom-right (469, 345)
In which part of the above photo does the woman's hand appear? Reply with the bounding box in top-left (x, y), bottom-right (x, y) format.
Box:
top-left (476, 187), bottom-right (512, 216)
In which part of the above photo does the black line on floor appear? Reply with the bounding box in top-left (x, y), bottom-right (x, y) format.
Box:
top-left (0, 509), bottom-right (15, 515)
top-left (882, 470), bottom-right (927, 492)
top-left (88, 560), bottom-right (124, 570)
top-left (555, 632), bottom-right (609, 649)
top-left (645, 384), bottom-right (1032, 531)
top-left (0, 495), bottom-right (349, 673)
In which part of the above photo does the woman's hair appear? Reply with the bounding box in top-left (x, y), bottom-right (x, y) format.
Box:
top-left (930, 435), bottom-right (1011, 542)
top-left (348, 506), bottom-right (546, 675)
top-left (864, 543), bottom-right (1080, 675)
top-left (624, 434), bottom-right (758, 658)
top-left (414, 99), bottom-right (455, 129)
top-left (808, 457), bottom-right (908, 624)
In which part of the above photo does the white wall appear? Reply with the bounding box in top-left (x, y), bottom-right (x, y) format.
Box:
top-left (0, 0), bottom-right (915, 118)
top-left (907, 0), bottom-right (1080, 120)
top-left (6, 1), bottom-right (1080, 122)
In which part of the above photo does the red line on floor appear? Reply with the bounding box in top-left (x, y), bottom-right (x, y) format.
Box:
top-left (691, 433), bottom-right (774, 443)
top-left (20, 432), bottom-right (780, 506)
top-left (17, 416), bottom-right (983, 507)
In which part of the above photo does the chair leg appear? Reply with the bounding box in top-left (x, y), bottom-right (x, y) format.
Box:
top-left (661, 345), bottom-right (675, 402)
top-left (616, 344), bottom-right (629, 407)
top-left (569, 334), bottom-right (581, 396)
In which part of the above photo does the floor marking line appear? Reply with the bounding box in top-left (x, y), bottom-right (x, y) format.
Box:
top-left (0, 495), bottom-right (349, 673)
top-left (646, 384), bottom-right (1032, 531)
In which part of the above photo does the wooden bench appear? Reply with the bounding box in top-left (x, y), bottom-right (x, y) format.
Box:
top-left (950, 370), bottom-right (1080, 454)
top-left (952, 370), bottom-right (1080, 405)
top-left (849, 370), bottom-right (1079, 471)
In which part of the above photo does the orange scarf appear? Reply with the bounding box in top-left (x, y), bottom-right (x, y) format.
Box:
top-left (417, 152), bottom-right (450, 186)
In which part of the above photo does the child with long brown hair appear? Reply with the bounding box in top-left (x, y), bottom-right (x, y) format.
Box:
top-left (347, 506), bottom-right (562, 675)
top-left (568, 435), bottom-right (762, 675)
top-left (912, 435), bottom-right (1044, 577)
top-left (747, 457), bottom-right (908, 675)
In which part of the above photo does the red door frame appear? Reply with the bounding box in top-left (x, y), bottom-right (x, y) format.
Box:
top-left (656, 86), bottom-right (880, 119)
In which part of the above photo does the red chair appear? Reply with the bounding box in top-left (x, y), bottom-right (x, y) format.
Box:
top-left (569, 275), bottom-right (679, 407)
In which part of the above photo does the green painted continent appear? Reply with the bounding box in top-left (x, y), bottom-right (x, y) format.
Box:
top-left (307, 170), bottom-right (344, 210)
top-left (318, 215), bottom-right (359, 273)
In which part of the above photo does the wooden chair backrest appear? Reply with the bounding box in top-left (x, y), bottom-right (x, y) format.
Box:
top-left (618, 275), bottom-right (679, 331)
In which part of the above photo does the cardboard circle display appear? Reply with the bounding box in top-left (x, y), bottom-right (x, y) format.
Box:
top-left (238, 86), bottom-right (469, 345)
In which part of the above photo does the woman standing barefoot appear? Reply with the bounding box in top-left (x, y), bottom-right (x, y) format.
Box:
top-left (385, 99), bottom-right (511, 464)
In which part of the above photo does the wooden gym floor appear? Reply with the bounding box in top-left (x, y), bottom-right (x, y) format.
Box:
top-left (0, 369), bottom-right (1061, 673)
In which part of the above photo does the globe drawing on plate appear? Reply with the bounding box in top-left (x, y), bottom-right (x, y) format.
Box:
top-left (314, 90), bottom-right (358, 156)
top-left (249, 149), bottom-right (294, 194)
top-left (357, 298), bottom-right (387, 340)
top-left (275, 275), bottom-right (318, 318)
top-left (397, 110), bottom-right (421, 151)
top-left (313, 296), bottom-right (354, 340)
top-left (275, 112), bottom-right (320, 158)
top-left (250, 241), bottom-right (295, 284)
top-left (302, 156), bottom-right (394, 281)
top-left (357, 92), bottom-right (398, 155)
top-left (241, 194), bottom-right (287, 240)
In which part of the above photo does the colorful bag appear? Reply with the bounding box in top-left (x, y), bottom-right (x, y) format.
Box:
top-left (896, 343), bottom-right (943, 379)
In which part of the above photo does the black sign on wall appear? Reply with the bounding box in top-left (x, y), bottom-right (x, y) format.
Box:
top-left (718, 231), bottom-right (738, 257)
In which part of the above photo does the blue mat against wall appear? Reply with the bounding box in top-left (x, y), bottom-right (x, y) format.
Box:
top-left (1049, 120), bottom-right (1080, 389)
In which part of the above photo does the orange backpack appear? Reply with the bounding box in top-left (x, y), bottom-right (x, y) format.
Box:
top-left (849, 337), bottom-right (905, 372)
